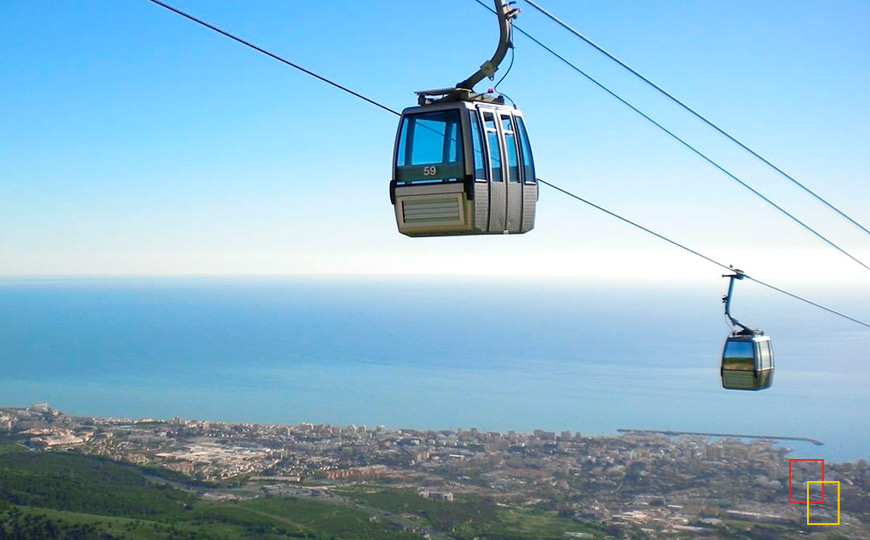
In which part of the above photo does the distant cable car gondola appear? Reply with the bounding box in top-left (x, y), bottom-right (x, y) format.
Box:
top-left (720, 270), bottom-right (774, 391)
top-left (389, 0), bottom-right (537, 237)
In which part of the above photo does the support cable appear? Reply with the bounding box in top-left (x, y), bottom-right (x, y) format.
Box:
top-left (472, 0), bottom-right (870, 273)
top-left (538, 179), bottom-right (870, 330)
top-left (521, 0), bottom-right (870, 238)
top-left (144, 0), bottom-right (870, 330)
top-left (145, 0), bottom-right (401, 117)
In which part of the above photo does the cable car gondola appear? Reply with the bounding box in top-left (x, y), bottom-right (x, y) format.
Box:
top-left (720, 270), bottom-right (774, 391)
top-left (389, 0), bottom-right (537, 237)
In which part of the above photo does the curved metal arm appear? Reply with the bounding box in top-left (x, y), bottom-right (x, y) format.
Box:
top-left (723, 270), bottom-right (754, 334)
top-left (456, 0), bottom-right (519, 91)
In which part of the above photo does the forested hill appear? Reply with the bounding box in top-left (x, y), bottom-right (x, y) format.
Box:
top-left (0, 445), bottom-right (194, 517)
top-left (0, 442), bottom-right (608, 540)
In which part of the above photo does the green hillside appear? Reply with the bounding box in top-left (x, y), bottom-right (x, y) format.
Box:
top-left (0, 447), bottom-right (600, 540)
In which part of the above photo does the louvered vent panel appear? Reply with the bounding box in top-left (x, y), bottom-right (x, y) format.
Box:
top-left (723, 371), bottom-right (755, 389)
top-left (402, 198), bottom-right (460, 223)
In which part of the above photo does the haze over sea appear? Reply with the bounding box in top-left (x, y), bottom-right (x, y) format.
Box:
top-left (1, 276), bottom-right (867, 462)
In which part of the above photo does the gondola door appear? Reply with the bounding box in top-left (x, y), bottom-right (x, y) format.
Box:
top-left (480, 108), bottom-right (506, 232)
top-left (500, 112), bottom-right (523, 232)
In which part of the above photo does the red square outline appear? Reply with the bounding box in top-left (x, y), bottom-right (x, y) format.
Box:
top-left (789, 459), bottom-right (824, 504)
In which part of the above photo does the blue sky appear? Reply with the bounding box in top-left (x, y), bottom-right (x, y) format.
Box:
top-left (2, 0), bottom-right (869, 289)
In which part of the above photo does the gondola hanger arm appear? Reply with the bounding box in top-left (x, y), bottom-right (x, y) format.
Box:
top-left (456, 0), bottom-right (519, 91)
top-left (722, 269), bottom-right (756, 334)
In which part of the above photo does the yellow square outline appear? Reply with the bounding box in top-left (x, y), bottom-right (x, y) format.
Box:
top-left (806, 481), bottom-right (840, 525)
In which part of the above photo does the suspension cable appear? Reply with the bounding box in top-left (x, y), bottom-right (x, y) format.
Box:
top-left (521, 0), bottom-right (870, 238)
top-left (538, 179), bottom-right (870, 330)
top-left (472, 0), bottom-right (870, 274)
top-left (144, 0), bottom-right (400, 117)
top-left (143, 0), bottom-right (870, 330)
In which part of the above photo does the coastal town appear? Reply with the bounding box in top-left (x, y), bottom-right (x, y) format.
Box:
top-left (2, 403), bottom-right (869, 539)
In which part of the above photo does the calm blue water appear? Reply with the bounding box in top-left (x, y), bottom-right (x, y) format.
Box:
top-left (0, 276), bottom-right (867, 461)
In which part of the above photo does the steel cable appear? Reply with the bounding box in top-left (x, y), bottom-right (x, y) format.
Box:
top-left (472, 0), bottom-right (870, 274)
top-left (521, 0), bottom-right (870, 238)
top-left (144, 0), bottom-right (870, 330)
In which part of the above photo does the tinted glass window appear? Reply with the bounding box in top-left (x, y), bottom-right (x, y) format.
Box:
top-left (501, 115), bottom-right (520, 183)
top-left (758, 341), bottom-right (770, 370)
top-left (515, 117), bottom-right (535, 183)
top-left (764, 341), bottom-right (774, 369)
top-left (469, 112), bottom-right (486, 180)
top-left (501, 116), bottom-right (512, 132)
top-left (397, 110), bottom-right (463, 167)
top-left (483, 112), bottom-right (502, 182)
top-left (446, 121), bottom-right (459, 163)
top-left (722, 340), bottom-right (755, 371)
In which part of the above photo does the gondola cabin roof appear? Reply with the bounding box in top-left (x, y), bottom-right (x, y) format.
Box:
top-left (414, 87), bottom-right (508, 106)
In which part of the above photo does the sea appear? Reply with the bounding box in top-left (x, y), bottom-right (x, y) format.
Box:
top-left (0, 276), bottom-right (867, 462)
